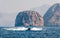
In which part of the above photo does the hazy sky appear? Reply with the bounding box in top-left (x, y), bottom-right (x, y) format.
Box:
top-left (0, 0), bottom-right (60, 13)
top-left (0, 0), bottom-right (60, 27)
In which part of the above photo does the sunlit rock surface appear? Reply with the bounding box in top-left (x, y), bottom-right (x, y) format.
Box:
top-left (43, 3), bottom-right (60, 26)
top-left (15, 11), bottom-right (44, 27)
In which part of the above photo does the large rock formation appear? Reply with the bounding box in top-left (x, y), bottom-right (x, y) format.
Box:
top-left (43, 3), bottom-right (60, 26)
top-left (15, 10), bottom-right (44, 27)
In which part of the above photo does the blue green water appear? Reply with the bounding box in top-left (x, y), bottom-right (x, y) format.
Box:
top-left (0, 27), bottom-right (60, 38)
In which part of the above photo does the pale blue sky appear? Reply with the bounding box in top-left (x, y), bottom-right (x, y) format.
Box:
top-left (0, 0), bottom-right (60, 27)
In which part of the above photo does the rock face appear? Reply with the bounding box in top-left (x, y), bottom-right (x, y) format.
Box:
top-left (43, 3), bottom-right (60, 26)
top-left (15, 11), bottom-right (44, 27)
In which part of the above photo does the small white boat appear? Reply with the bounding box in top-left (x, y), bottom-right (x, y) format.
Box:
top-left (31, 27), bottom-right (43, 31)
top-left (3, 27), bottom-right (28, 31)
top-left (3, 27), bottom-right (43, 31)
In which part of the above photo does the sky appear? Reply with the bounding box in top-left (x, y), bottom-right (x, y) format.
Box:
top-left (0, 0), bottom-right (60, 27)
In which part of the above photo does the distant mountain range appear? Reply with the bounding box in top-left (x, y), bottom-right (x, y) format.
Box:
top-left (43, 3), bottom-right (60, 26)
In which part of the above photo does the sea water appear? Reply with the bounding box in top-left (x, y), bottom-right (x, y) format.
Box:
top-left (0, 27), bottom-right (60, 38)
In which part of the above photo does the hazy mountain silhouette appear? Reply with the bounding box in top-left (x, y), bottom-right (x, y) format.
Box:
top-left (43, 3), bottom-right (60, 26)
top-left (30, 4), bottom-right (50, 17)
top-left (15, 10), bottom-right (44, 27)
